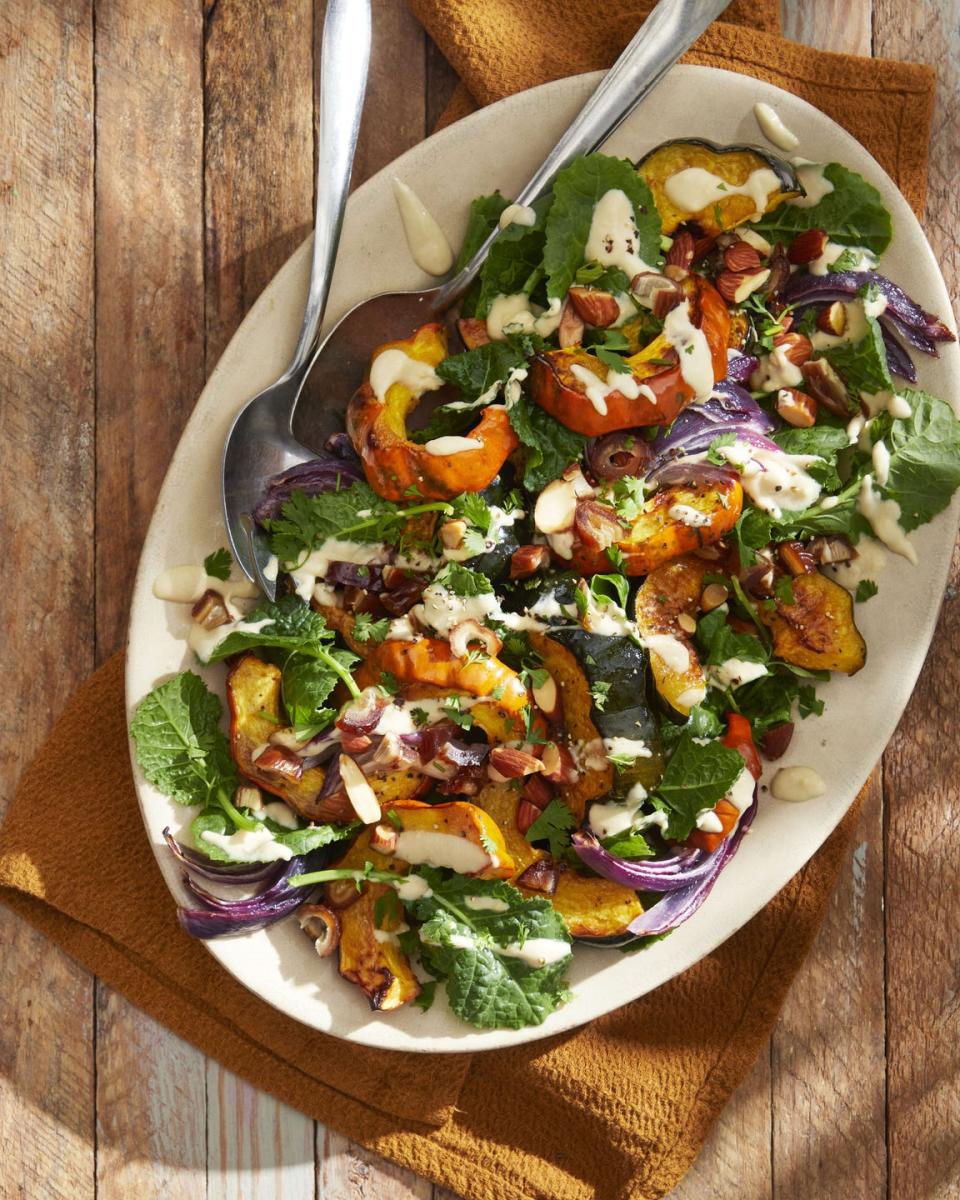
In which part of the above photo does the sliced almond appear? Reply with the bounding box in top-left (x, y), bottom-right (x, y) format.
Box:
top-left (532, 672), bottom-right (562, 722)
top-left (534, 478), bottom-right (577, 534)
top-left (339, 753), bottom-right (381, 824)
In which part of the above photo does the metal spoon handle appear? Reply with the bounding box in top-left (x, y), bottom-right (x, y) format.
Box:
top-left (288, 0), bottom-right (372, 382)
top-left (431, 0), bottom-right (730, 313)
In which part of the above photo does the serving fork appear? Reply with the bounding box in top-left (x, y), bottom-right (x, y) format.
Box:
top-left (222, 0), bottom-right (731, 597)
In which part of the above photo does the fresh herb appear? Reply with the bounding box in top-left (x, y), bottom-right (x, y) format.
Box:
top-left (775, 575), bottom-right (796, 605)
top-left (696, 606), bottom-right (768, 668)
top-left (706, 432), bottom-right (737, 466)
top-left (607, 544), bottom-right (626, 571)
top-left (203, 547), bottom-right (232, 581)
top-left (610, 475), bottom-right (646, 522)
top-left (855, 579), bottom-right (878, 602)
top-left (828, 247), bottom-right (862, 273)
top-left (374, 887), bottom-right (402, 929)
top-left (379, 670), bottom-right (401, 697)
top-left (507, 394), bottom-right (587, 494)
top-left (412, 980), bottom-right (437, 1013)
top-left (820, 313), bottom-right (891, 399)
top-left (435, 342), bottom-right (526, 405)
top-left (442, 696), bottom-right (474, 731)
top-left (281, 654), bottom-right (339, 739)
top-left (872, 389), bottom-right (960, 530)
top-left (595, 346), bottom-right (633, 375)
top-left (574, 261), bottom-right (632, 293)
top-left (475, 197), bottom-right (550, 317)
top-left (589, 573), bottom-right (629, 610)
top-left (265, 482), bottom-right (452, 566)
top-left (352, 613), bottom-right (390, 644)
top-left (753, 163), bottom-right (892, 254)
top-left (651, 732), bottom-right (746, 840)
top-left (455, 193), bottom-right (510, 272)
top-left (130, 672), bottom-right (238, 809)
top-left (433, 561), bottom-right (494, 597)
top-left (410, 706), bottom-right (430, 728)
top-left (773, 424), bottom-right (848, 491)
top-left (543, 154), bottom-right (660, 301)
top-left (601, 831), bottom-right (654, 859)
top-left (590, 680), bottom-right (612, 711)
top-left (525, 798), bottom-right (577, 858)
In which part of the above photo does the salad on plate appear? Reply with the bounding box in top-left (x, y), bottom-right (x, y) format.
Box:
top-left (134, 133), bottom-right (959, 1031)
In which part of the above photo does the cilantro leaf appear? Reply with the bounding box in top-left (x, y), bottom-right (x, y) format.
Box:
top-left (507, 393), bottom-right (587, 493)
top-left (652, 732), bottom-right (745, 840)
top-left (601, 831), bottom-right (654, 859)
top-left (877, 389), bottom-right (960, 531)
top-left (706, 432), bottom-right (737, 466)
top-left (855, 579), bottom-right (878, 602)
top-left (403, 870), bottom-right (572, 1030)
top-left (206, 596), bottom-right (334, 661)
top-left (753, 163), bottom-right (892, 254)
top-left (433, 561), bottom-right (493, 596)
top-left (697, 607), bottom-right (768, 668)
top-left (203, 547), bottom-right (232, 581)
top-left (525, 798), bottom-right (576, 857)
top-left (544, 154), bottom-right (660, 300)
top-left (351, 613), bottom-right (390, 644)
top-left (595, 346), bottom-right (632, 374)
top-left (131, 672), bottom-right (236, 806)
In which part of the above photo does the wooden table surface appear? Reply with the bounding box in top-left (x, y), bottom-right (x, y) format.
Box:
top-left (3, 2), bottom-right (958, 1198)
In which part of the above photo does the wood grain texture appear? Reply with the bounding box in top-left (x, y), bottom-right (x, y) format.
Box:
top-left (318, 1128), bottom-right (433, 1200)
top-left (781, 0), bottom-right (873, 56)
top-left (203, 0), bottom-right (315, 365)
top-left (0, 3), bottom-right (97, 1198)
top-left (93, 0), bottom-right (206, 660)
top-left (874, 4), bottom-right (960, 1194)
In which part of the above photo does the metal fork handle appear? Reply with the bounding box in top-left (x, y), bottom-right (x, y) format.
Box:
top-left (287, 0), bottom-right (372, 390)
top-left (430, 0), bottom-right (731, 314)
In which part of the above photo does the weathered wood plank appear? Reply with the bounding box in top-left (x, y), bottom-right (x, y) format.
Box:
top-left (780, 0), bottom-right (873, 56)
top-left (203, 0), bottom-right (315, 367)
top-left (90, 4), bottom-right (209, 1195)
top-left (0, 2), bottom-right (97, 1197)
top-left (93, 0), bottom-right (206, 660)
top-left (875, 5), bottom-right (960, 1195)
top-left (203, 2), bottom-right (318, 1189)
top-left (208, 1065), bottom-right (315, 1200)
top-left (315, 0), bottom-right (426, 191)
top-left (318, 1128), bottom-right (433, 1200)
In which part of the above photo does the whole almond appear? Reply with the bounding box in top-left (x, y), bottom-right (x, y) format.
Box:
top-left (509, 544), bottom-right (551, 579)
top-left (723, 240), bottom-right (763, 272)
top-left (776, 387), bottom-right (818, 428)
top-left (558, 297), bottom-right (585, 349)
top-left (787, 227), bottom-right (828, 264)
top-left (665, 229), bottom-right (695, 270)
top-left (568, 286), bottom-right (620, 328)
top-left (817, 301), bottom-right (848, 336)
top-left (716, 268), bottom-right (771, 304)
top-left (772, 331), bottom-right (813, 366)
top-left (801, 357), bottom-right (851, 415)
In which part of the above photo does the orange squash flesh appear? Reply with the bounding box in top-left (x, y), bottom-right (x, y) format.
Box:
top-left (634, 556), bottom-right (709, 716)
top-left (760, 571), bottom-right (866, 674)
top-left (369, 638), bottom-right (530, 714)
top-left (346, 322), bottom-right (518, 501)
top-left (528, 277), bottom-right (730, 437)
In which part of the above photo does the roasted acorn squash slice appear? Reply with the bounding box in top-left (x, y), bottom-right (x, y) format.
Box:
top-left (636, 138), bottom-right (802, 235)
top-left (759, 571), bottom-right (866, 674)
top-left (546, 866), bottom-right (643, 945)
top-left (634, 556), bottom-right (709, 716)
top-left (337, 885), bottom-right (421, 1011)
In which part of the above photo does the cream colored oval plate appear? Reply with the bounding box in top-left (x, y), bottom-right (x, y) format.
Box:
top-left (127, 66), bottom-right (959, 1052)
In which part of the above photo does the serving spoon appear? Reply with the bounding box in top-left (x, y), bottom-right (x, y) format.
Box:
top-left (224, 0), bottom-right (731, 596)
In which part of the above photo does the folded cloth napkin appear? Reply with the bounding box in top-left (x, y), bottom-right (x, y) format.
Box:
top-left (0, 3), bottom-right (937, 1196)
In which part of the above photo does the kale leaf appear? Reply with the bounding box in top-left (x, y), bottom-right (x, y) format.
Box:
top-left (752, 163), bottom-right (892, 254)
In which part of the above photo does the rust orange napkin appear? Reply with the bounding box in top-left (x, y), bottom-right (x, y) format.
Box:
top-left (0, 5), bottom-right (937, 1198)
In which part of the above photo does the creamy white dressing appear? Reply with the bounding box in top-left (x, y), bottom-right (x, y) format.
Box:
top-left (643, 632), bottom-right (691, 674)
top-left (584, 188), bottom-right (656, 279)
top-left (872, 439), bottom-right (891, 486)
top-left (771, 766), bottom-right (826, 802)
top-left (789, 160), bottom-right (834, 208)
top-left (257, 801), bottom-right (299, 830)
top-left (861, 389), bottom-right (912, 420)
top-left (486, 293), bottom-right (562, 341)
top-left (498, 202), bottom-right (537, 229)
top-left (463, 895), bottom-right (510, 913)
top-left (824, 536), bottom-right (887, 591)
top-left (728, 765), bottom-right (756, 813)
top-left (386, 614), bottom-right (418, 640)
top-left (667, 503), bottom-right (712, 528)
top-left (263, 554), bottom-right (279, 583)
top-left (423, 435), bottom-right (484, 456)
top-left (857, 474), bottom-right (917, 563)
top-left (808, 241), bottom-right (876, 277)
top-left (750, 345), bottom-right (803, 392)
top-left (753, 102), bottom-right (799, 151)
top-left (189, 615), bottom-right (274, 662)
top-left (602, 736), bottom-right (652, 762)
top-left (664, 166), bottom-right (780, 218)
top-left (717, 440), bottom-right (822, 518)
top-left (153, 564), bottom-right (259, 619)
top-left (286, 538), bottom-right (388, 601)
top-left (393, 830), bottom-right (492, 874)
top-left (393, 874), bottom-right (433, 901)
top-left (663, 301), bottom-right (715, 399)
top-left (369, 347), bottom-right (443, 403)
top-left (392, 178), bottom-right (453, 275)
top-left (443, 504), bottom-right (523, 564)
top-left (675, 684), bottom-right (708, 709)
top-left (710, 657), bottom-right (768, 689)
top-left (810, 298), bottom-right (870, 349)
top-left (497, 938), bottom-right (571, 967)
top-left (695, 808), bottom-right (725, 834)
top-left (201, 826), bottom-right (293, 863)
top-left (569, 362), bottom-right (656, 416)
top-left (588, 790), bottom-right (664, 841)
top-left (374, 696), bottom-right (476, 737)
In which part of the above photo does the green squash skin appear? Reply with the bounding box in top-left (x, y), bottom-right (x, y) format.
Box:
top-left (634, 136), bottom-right (802, 196)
